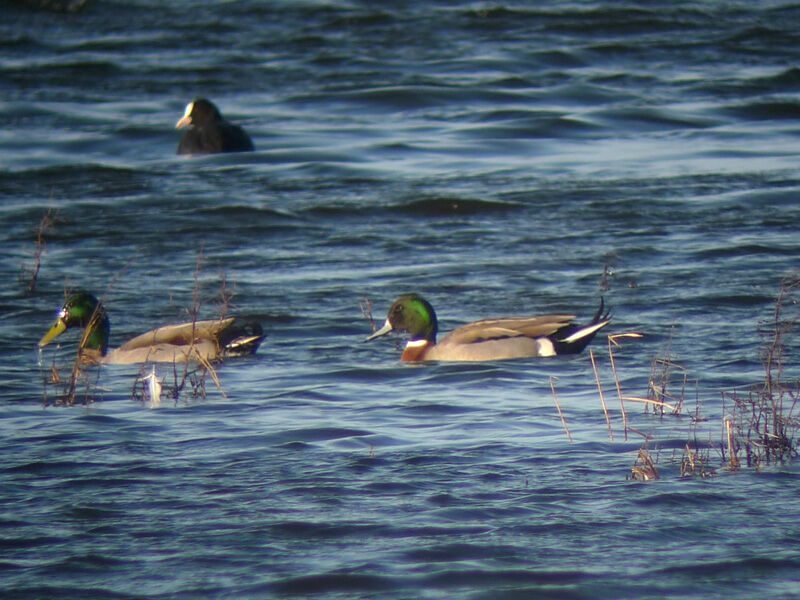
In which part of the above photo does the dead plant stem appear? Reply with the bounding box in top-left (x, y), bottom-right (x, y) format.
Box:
top-left (590, 348), bottom-right (613, 441)
top-left (550, 376), bottom-right (573, 443)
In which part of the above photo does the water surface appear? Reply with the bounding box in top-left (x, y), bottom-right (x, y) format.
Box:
top-left (2, 1), bottom-right (800, 598)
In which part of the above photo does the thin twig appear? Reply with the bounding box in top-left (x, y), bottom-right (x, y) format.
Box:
top-left (550, 376), bottom-right (572, 443)
top-left (726, 418), bottom-right (740, 470)
top-left (27, 208), bottom-right (61, 292)
top-left (606, 333), bottom-right (644, 439)
top-left (608, 335), bottom-right (627, 440)
top-left (590, 348), bottom-right (613, 441)
top-left (620, 395), bottom-right (679, 413)
top-left (360, 295), bottom-right (375, 332)
top-left (631, 447), bottom-right (659, 481)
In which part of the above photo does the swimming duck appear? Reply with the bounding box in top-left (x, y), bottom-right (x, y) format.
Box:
top-left (39, 291), bottom-right (265, 365)
top-left (364, 293), bottom-right (610, 362)
top-left (175, 98), bottom-right (255, 155)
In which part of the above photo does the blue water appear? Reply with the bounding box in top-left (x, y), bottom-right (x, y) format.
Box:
top-left (2, 1), bottom-right (800, 598)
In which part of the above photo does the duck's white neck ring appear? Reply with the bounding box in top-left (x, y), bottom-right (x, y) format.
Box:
top-left (405, 339), bottom-right (428, 348)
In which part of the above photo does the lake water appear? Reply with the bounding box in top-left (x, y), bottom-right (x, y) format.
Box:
top-left (2, 1), bottom-right (800, 598)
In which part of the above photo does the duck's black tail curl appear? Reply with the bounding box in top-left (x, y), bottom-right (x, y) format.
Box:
top-left (551, 298), bottom-right (611, 355)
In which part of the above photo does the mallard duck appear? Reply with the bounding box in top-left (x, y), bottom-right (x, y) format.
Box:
top-left (364, 293), bottom-right (610, 362)
top-left (39, 291), bottom-right (265, 365)
top-left (175, 98), bottom-right (255, 155)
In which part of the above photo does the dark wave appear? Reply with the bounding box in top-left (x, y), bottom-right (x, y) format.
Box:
top-left (270, 572), bottom-right (395, 596)
top-left (593, 107), bottom-right (720, 132)
top-left (390, 196), bottom-right (525, 216)
top-left (462, 112), bottom-right (603, 140)
top-left (0, 164), bottom-right (155, 209)
top-left (721, 100), bottom-right (800, 121)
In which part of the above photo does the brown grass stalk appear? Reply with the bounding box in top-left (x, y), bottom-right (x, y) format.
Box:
top-left (24, 208), bottom-right (61, 292)
top-left (620, 395), bottom-right (678, 413)
top-left (721, 271), bottom-right (800, 468)
top-left (550, 376), bottom-right (572, 443)
top-left (726, 418), bottom-right (740, 471)
top-left (590, 348), bottom-right (614, 441)
top-left (165, 247), bottom-right (228, 402)
top-left (630, 447), bottom-right (659, 481)
top-left (360, 295), bottom-right (375, 332)
top-left (607, 332), bottom-right (643, 441)
top-left (647, 354), bottom-right (687, 416)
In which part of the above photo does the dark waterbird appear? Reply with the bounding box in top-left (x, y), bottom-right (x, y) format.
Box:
top-left (365, 293), bottom-right (610, 362)
top-left (175, 98), bottom-right (255, 155)
top-left (39, 291), bottom-right (265, 364)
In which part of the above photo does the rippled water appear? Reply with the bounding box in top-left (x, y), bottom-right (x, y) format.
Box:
top-left (3, 1), bottom-right (800, 598)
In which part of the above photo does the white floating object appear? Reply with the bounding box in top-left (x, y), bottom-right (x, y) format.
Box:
top-left (143, 367), bottom-right (162, 409)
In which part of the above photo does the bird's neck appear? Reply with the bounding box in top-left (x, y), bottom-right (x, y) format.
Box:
top-left (401, 339), bottom-right (429, 362)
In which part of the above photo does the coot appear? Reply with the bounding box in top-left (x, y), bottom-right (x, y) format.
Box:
top-left (175, 98), bottom-right (254, 155)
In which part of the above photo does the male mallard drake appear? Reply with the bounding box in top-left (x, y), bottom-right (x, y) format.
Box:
top-left (365, 293), bottom-right (610, 362)
top-left (175, 98), bottom-right (255, 155)
top-left (39, 291), bottom-right (265, 365)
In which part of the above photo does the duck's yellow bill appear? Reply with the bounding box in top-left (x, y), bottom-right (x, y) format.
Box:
top-left (39, 319), bottom-right (67, 348)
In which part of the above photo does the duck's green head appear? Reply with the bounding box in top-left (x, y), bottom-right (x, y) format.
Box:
top-left (39, 291), bottom-right (110, 355)
top-left (365, 293), bottom-right (438, 343)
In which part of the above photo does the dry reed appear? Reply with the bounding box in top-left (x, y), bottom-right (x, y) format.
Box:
top-left (630, 446), bottom-right (659, 481)
top-left (590, 348), bottom-right (614, 441)
top-left (606, 332), bottom-right (643, 440)
top-left (22, 208), bottom-right (61, 292)
top-left (722, 271), bottom-right (800, 468)
top-left (550, 376), bottom-right (573, 443)
top-left (360, 295), bottom-right (375, 332)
